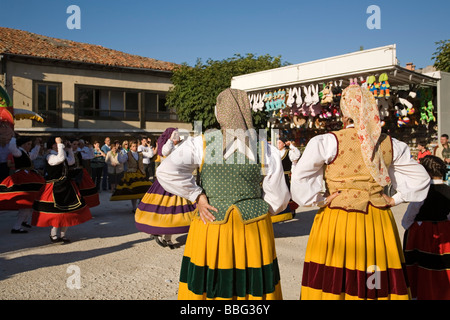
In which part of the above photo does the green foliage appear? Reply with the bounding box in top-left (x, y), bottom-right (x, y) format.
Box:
top-left (432, 40), bottom-right (450, 72)
top-left (166, 53), bottom-right (289, 130)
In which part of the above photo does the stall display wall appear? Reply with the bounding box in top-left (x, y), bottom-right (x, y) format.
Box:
top-left (249, 77), bottom-right (438, 157)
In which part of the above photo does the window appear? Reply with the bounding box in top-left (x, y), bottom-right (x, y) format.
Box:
top-left (144, 92), bottom-right (176, 120)
top-left (76, 86), bottom-right (177, 122)
top-left (34, 82), bottom-right (61, 127)
top-left (76, 86), bottom-right (139, 120)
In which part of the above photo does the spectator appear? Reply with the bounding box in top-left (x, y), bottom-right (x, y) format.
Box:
top-left (416, 140), bottom-right (432, 163)
top-left (78, 139), bottom-right (94, 176)
top-left (434, 134), bottom-right (450, 183)
top-left (138, 137), bottom-right (153, 180)
top-left (104, 143), bottom-right (126, 193)
top-left (91, 140), bottom-right (106, 191)
top-left (101, 137), bottom-right (112, 191)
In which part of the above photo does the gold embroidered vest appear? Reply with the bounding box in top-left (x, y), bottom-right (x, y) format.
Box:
top-left (325, 128), bottom-right (393, 213)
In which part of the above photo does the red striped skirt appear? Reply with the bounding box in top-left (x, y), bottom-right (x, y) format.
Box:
top-left (0, 169), bottom-right (45, 210)
top-left (300, 205), bottom-right (410, 300)
top-left (403, 220), bottom-right (450, 300)
top-left (32, 178), bottom-right (92, 228)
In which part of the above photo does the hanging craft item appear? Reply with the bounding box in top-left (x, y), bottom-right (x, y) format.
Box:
top-left (378, 73), bottom-right (390, 98)
top-left (320, 82), bottom-right (333, 105)
top-left (418, 88), bottom-right (436, 124)
top-left (286, 87), bottom-right (296, 108)
top-left (332, 82), bottom-right (342, 104)
top-left (295, 86), bottom-right (303, 106)
top-left (367, 75), bottom-right (380, 97)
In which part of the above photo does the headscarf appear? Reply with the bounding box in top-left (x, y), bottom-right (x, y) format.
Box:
top-left (340, 84), bottom-right (390, 186)
top-left (215, 88), bottom-right (256, 150)
top-left (157, 127), bottom-right (177, 156)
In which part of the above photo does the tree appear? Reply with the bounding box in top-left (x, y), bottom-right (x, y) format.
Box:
top-left (432, 40), bottom-right (450, 72)
top-left (166, 53), bottom-right (289, 131)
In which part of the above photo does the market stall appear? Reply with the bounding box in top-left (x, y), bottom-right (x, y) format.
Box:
top-left (231, 45), bottom-right (443, 156)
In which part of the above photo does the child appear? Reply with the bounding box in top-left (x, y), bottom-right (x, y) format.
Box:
top-left (402, 155), bottom-right (450, 300)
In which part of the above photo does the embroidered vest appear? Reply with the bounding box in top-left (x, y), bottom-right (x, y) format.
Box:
top-left (324, 128), bottom-right (393, 213)
top-left (127, 152), bottom-right (145, 174)
top-left (199, 130), bottom-right (269, 224)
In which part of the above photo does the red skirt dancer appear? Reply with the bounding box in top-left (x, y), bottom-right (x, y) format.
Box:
top-left (32, 176), bottom-right (92, 228)
top-left (403, 220), bottom-right (450, 300)
top-left (77, 168), bottom-right (100, 208)
top-left (0, 169), bottom-right (45, 210)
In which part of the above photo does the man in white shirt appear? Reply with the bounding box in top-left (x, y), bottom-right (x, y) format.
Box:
top-left (78, 139), bottom-right (95, 175)
top-left (138, 137), bottom-right (154, 180)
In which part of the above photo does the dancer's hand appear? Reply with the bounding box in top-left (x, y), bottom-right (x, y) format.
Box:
top-left (382, 194), bottom-right (396, 207)
top-left (196, 194), bottom-right (217, 224)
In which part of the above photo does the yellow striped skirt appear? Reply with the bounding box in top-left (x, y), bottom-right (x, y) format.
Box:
top-left (178, 208), bottom-right (282, 300)
top-left (110, 171), bottom-right (152, 201)
top-left (300, 205), bottom-right (411, 300)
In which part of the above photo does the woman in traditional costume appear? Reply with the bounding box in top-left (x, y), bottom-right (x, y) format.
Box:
top-left (156, 88), bottom-right (290, 300)
top-left (402, 155), bottom-right (450, 300)
top-left (67, 139), bottom-right (99, 208)
top-left (0, 136), bottom-right (45, 233)
top-left (291, 84), bottom-right (430, 300)
top-left (32, 137), bottom-right (92, 243)
top-left (135, 128), bottom-right (197, 249)
top-left (110, 140), bottom-right (153, 213)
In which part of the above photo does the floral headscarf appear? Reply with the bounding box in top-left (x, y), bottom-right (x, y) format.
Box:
top-left (215, 88), bottom-right (257, 150)
top-left (340, 85), bottom-right (391, 186)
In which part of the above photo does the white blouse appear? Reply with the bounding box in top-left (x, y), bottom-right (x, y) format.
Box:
top-left (8, 137), bottom-right (40, 161)
top-left (156, 135), bottom-right (290, 215)
top-left (47, 144), bottom-right (75, 166)
top-left (291, 131), bottom-right (431, 208)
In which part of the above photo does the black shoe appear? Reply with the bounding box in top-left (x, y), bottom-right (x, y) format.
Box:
top-left (21, 222), bottom-right (32, 229)
top-left (155, 236), bottom-right (167, 248)
top-left (49, 235), bottom-right (61, 243)
top-left (60, 237), bottom-right (71, 244)
top-left (11, 228), bottom-right (28, 234)
top-left (166, 240), bottom-right (176, 250)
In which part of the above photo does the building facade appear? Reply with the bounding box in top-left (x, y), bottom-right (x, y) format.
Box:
top-left (0, 27), bottom-right (192, 141)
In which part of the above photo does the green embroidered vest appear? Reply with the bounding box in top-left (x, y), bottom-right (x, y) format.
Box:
top-left (199, 130), bottom-right (269, 224)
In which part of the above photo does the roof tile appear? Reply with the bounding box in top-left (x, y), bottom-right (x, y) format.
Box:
top-left (0, 27), bottom-right (178, 72)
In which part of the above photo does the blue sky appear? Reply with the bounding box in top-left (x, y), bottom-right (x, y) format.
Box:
top-left (1, 0), bottom-right (449, 69)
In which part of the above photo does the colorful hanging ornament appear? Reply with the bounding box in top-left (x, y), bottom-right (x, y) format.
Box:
top-left (378, 73), bottom-right (390, 98)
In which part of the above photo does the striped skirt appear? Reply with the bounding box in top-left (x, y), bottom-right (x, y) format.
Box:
top-left (135, 178), bottom-right (196, 235)
top-left (178, 208), bottom-right (282, 300)
top-left (110, 170), bottom-right (152, 201)
top-left (78, 168), bottom-right (100, 208)
top-left (32, 178), bottom-right (92, 228)
top-left (300, 205), bottom-right (410, 300)
top-left (403, 220), bottom-right (450, 300)
top-left (0, 169), bottom-right (45, 210)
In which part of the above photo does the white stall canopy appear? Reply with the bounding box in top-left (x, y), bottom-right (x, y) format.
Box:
top-left (231, 44), bottom-right (438, 92)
